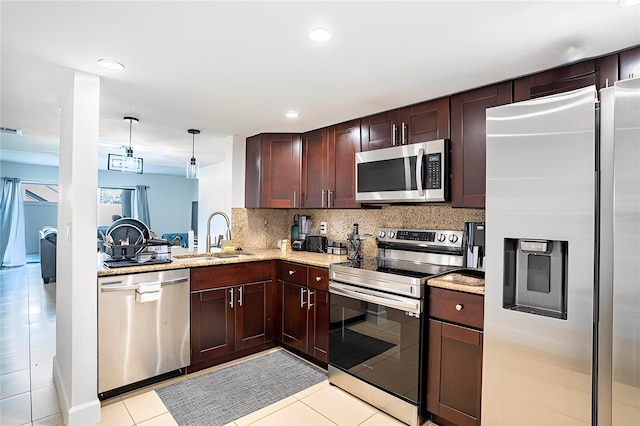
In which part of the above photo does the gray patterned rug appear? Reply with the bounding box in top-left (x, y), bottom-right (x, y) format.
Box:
top-left (156, 350), bottom-right (327, 425)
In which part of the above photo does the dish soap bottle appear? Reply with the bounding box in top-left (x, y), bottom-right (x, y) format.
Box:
top-left (291, 214), bottom-right (300, 241)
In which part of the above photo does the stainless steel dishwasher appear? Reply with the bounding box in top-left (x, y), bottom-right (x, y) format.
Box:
top-left (98, 268), bottom-right (190, 399)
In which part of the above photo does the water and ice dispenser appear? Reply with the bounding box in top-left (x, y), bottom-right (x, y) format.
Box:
top-left (503, 238), bottom-right (568, 319)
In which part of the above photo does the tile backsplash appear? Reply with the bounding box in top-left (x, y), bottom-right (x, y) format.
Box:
top-left (232, 205), bottom-right (485, 258)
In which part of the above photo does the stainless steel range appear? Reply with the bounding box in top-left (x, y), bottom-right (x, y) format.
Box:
top-left (328, 227), bottom-right (467, 426)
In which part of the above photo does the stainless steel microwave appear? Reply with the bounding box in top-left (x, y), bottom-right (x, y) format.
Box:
top-left (355, 139), bottom-right (450, 203)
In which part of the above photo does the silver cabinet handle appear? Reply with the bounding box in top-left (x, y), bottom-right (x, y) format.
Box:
top-left (289, 270), bottom-right (295, 275)
top-left (238, 286), bottom-right (243, 307)
top-left (315, 276), bottom-right (322, 282)
top-left (229, 288), bottom-right (234, 308)
top-left (455, 304), bottom-right (463, 311)
top-left (308, 290), bottom-right (314, 310)
top-left (293, 190), bottom-right (297, 208)
top-left (321, 189), bottom-right (326, 208)
top-left (416, 147), bottom-right (425, 197)
top-left (392, 123), bottom-right (397, 146)
top-left (328, 190), bottom-right (333, 208)
top-left (300, 287), bottom-right (307, 308)
top-left (401, 122), bottom-right (407, 145)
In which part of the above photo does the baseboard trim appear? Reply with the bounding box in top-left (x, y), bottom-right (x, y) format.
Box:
top-left (53, 355), bottom-right (101, 425)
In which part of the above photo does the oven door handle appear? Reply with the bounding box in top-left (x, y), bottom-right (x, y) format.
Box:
top-left (329, 282), bottom-right (421, 315)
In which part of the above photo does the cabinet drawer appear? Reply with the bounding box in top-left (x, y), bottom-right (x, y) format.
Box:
top-left (307, 267), bottom-right (328, 291)
top-left (278, 261), bottom-right (308, 286)
top-left (191, 261), bottom-right (272, 291)
top-left (429, 287), bottom-right (484, 330)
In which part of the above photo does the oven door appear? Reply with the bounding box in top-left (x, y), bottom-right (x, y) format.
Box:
top-left (329, 281), bottom-right (423, 404)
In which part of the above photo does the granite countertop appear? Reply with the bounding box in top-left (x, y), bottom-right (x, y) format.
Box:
top-left (427, 271), bottom-right (485, 295)
top-left (97, 248), bottom-right (347, 277)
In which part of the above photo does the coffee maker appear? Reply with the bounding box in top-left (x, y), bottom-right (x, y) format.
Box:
top-left (463, 222), bottom-right (486, 270)
top-left (292, 215), bottom-right (312, 251)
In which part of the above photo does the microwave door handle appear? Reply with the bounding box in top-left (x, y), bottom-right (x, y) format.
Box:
top-left (416, 147), bottom-right (424, 197)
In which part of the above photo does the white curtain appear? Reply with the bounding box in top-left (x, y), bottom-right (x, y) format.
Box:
top-left (133, 185), bottom-right (151, 229)
top-left (0, 177), bottom-right (27, 267)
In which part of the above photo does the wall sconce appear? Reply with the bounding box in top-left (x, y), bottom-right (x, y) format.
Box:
top-left (186, 128), bottom-right (200, 179)
top-left (108, 116), bottom-right (143, 174)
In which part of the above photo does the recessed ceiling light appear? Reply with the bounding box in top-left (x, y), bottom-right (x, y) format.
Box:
top-left (286, 111), bottom-right (300, 119)
top-left (309, 27), bottom-right (333, 42)
top-left (98, 59), bottom-right (125, 71)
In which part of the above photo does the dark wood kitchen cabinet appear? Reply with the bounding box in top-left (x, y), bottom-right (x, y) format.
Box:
top-left (245, 133), bottom-right (302, 208)
top-left (426, 287), bottom-right (484, 426)
top-left (619, 46), bottom-right (640, 81)
top-left (450, 82), bottom-right (512, 208)
top-left (301, 120), bottom-right (360, 209)
top-left (277, 262), bottom-right (329, 364)
top-left (190, 261), bottom-right (274, 366)
top-left (513, 55), bottom-right (618, 102)
top-left (360, 97), bottom-right (449, 151)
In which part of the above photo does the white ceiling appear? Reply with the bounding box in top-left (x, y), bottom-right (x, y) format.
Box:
top-left (1, 1), bottom-right (639, 176)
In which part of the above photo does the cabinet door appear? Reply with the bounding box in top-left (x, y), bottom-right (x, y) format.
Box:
top-left (328, 120), bottom-right (361, 208)
top-left (450, 82), bottom-right (512, 208)
top-left (361, 110), bottom-right (400, 151)
top-left (191, 288), bottom-right (235, 364)
top-left (619, 46), bottom-right (640, 81)
top-left (398, 97), bottom-right (450, 145)
top-left (513, 57), bottom-right (617, 102)
top-left (260, 134), bottom-right (302, 208)
top-left (427, 319), bottom-right (483, 426)
top-left (245, 134), bottom-right (262, 208)
top-left (301, 129), bottom-right (328, 208)
top-left (307, 289), bottom-right (329, 363)
top-left (235, 281), bottom-right (273, 350)
top-left (279, 281), bottom-right (308, 352)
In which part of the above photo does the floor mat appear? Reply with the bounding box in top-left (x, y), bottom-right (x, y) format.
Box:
top-left (156, 350), bottom-right (327, 425)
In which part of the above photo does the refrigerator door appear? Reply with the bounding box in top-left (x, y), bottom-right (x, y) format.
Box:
top-left (483, 86), bottom-right (597, 425)
top-left (611, 77), bottom-right (640, 425)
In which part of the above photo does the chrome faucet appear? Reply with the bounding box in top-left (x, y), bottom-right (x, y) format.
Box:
top-left (206, 211), bottom-right (232, 252)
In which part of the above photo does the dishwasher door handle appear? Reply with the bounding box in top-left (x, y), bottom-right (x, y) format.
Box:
top-left (100, 276), bottom-right (188, 292)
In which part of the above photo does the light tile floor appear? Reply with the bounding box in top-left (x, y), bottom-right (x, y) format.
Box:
top-left (1, 264), bottom-right (435, 426)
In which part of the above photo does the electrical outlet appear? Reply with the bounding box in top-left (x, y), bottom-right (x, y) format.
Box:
top-left (320, 222), bottom-right (327, 235)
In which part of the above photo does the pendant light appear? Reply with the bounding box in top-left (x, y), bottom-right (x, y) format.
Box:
top-left (108, 116), bottom-right (143, 174)
top-left (186, 128), bottom-right (200, 179)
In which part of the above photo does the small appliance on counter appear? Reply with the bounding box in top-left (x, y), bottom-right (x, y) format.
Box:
top-left (304, 235), bottom-right (327, 253)
top-left (292, 214), bottom-right (312, 251)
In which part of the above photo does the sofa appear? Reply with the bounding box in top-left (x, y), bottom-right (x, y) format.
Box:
top-left (39, 227), bottom-right (57, 284)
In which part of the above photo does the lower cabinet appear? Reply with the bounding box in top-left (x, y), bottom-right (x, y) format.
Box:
top-left (190, 261), bottom-right (274, 366)
top-left (426, 287), bottom-right (484, 426)
top-left (278, 262), bottom-right (329, 364)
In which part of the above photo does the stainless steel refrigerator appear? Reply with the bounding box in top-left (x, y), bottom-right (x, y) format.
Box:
top-left (483, 78), bottom-right (639, 425)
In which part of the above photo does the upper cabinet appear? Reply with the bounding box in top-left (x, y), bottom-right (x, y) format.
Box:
top-left (513, 55), bottom-right (618, 102)
top-left (450, 82), bottom-right (512, 209)
top-left (619, 46), bottom-right (640, 81)
top-left (245, 133), bottom-right (302, 208)
top-left (360, 97), bottom-right (450, 151)
top-left (301, 120), bottom-right (361, 209)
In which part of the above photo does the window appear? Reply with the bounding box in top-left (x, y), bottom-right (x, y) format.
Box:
top-left (97, 187), bottom-right (133, 226)
top-left (23, 183), bottom-right (59, 203)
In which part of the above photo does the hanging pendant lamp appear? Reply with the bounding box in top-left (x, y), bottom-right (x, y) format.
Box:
top-left (186, 129), bottom-right (200, 179)
top-left (108, 116), bottom-right (143, 174)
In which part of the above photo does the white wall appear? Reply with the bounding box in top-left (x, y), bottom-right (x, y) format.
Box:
top-left (53, 71), bottom-right (101, 425)
top-left (197, 135), bottom-right (245, 252)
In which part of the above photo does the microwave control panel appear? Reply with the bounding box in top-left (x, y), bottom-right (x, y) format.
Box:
top-left (425, 153), bottom-right (442, 189)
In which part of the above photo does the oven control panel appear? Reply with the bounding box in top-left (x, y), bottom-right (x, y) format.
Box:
top-left (376, 228), bottom-right (464, 249)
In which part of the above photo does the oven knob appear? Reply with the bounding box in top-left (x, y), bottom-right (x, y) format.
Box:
top-left (449, 234), bottom-right (459, 243)
top-left (378, 230), bottom-right (386, 238)
top-left (388, 231), bottom-right (396, 239)
top-left (437, 233), bottom-right (446, 242)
